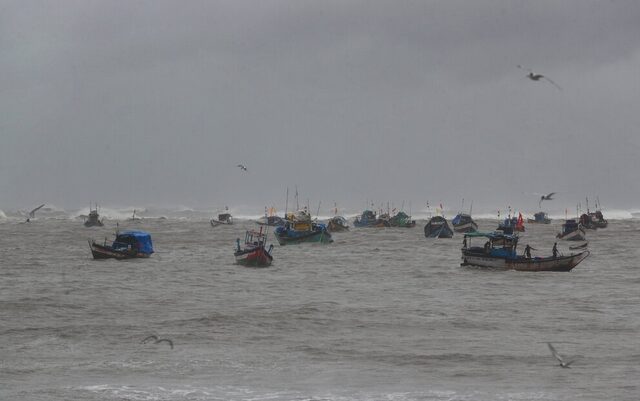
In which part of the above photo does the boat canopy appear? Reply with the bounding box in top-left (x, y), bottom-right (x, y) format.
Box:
top-left (464, 231), bottom-right (518, 241)
top-left (115, 230), bottom-right (154, 254)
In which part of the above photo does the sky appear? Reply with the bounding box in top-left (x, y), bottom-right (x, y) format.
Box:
top-left (1, 0), bottom-right (640, 214)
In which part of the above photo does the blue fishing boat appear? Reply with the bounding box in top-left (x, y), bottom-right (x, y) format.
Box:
top-left (89, 230), bottom-right (154, 259)
top-left (451, 213), bottom-right (477, 233)
top-left (353, 210), bottom-right (389, 227)
top-left (424, 216), bottom-right (454, 238)
top-left (274, 210), bottom-right (333, 245)
top-left (528, 211), bottom-right (551, 224)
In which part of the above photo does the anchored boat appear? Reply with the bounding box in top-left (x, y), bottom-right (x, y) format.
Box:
top-left (211, 213), bottom-right (233, 227)
top-left (234, 228), bottom-right (274, 267)
top-left (424, 216), bottom-right (454, 238)
top-left (274, 210), bottom-right (333, 245)
top-left (353, 210), bottom-right (389, 228)
top-left (89, 230), bottom-right (154, 260)
top-left (327, 216), bottom-right (349, 232)
top-left (528, 211), bottom-right (551, 224)
top-left (461, 231), bottom-right (589, 272)
top-left (451, 213), bottom-right (478, 233)
top-left (84, 204), bottom-right (104, 227)
top-left (556, 219), bottom-right (586, 241)
top-left (389, 211), bottom-right (416, 228)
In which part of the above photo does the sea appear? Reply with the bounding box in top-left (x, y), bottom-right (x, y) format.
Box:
top-left (1, 208), bottom-right (638, 401)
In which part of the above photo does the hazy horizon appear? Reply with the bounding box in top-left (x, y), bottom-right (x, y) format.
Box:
top-left (2, 1), bottom-right (639, 211)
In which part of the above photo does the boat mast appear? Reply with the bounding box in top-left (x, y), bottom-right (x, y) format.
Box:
top-left (285, 187), bottom-right (289, 216)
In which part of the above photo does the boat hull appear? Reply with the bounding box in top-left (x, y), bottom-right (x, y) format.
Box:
top-left (274, 230), bottom-right (333, 245)
top-left (527, 219), bottom-right (551, 224)
top-left (234, 247), bottom-right (273, 267)
top-left (210, 220), bottom-right (233, 227)
top-left (89, 242), bottom-right (150, 260)
top-left (461, 250), bottom-right (589, 272)
top-left (452, 221), bottom-right (478, 233)
top-left (84, 220), bottom-right (104, 227)
top-left (557, 228), bottom-right (586, 241)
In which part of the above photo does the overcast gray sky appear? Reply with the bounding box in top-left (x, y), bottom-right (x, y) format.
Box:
top-left (2, 0), bottom-right (639, 213)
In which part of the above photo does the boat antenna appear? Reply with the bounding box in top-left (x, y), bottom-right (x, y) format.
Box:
top-left (409, 201), bottom-right (412, 218)
top-left (295, 185), bottom-right (299, 211)
top-left (401, 200), bottom-right (405, 212)
top-left (585, 197), bottom-right (590, 214)
top-left (316, 200), bottom-right (321, 218)
top-left (460, 198), bottom-right (465, 214)
top-left (469, 200), bottom-right (473, 216)
top-left (596, 196), bottom-right (601, 210)
top-left (285, 187), bottom-right (289, 215)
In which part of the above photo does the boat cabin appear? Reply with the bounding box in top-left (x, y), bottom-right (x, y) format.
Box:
top-left (463, 231), bottom-right (519, 259)
top-left (112, 230), bottom-right (154, 255)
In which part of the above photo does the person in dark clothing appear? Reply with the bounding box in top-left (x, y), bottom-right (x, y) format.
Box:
top-left (524, 244), bottom-right (532, 259)
top-left (552, 242), bottom-right (558, 258)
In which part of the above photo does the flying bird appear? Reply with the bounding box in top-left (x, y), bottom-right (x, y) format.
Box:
top-left (538, 192), bottom-right (556, 208)
top-left (236, 164), bottom-right (247, 171)
top-left (141, 335), bottom-right (174, 349)
top-left (547, 342), bottom-right (577, 368)
top-left (517, 65), bottom-right (562, 91)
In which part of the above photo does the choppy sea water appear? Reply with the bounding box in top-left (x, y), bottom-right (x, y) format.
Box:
top-left (1, 218), bottom-right (638, 401)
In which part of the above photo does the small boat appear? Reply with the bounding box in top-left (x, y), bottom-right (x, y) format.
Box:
top-left (84, 204), bottom-right (104, 227)
top-left (579, 213), bottom-right (597, 230)
top-left (89, 230), bottom-right (154, 259)
top-left (527, 211), bottom-right (551, 224)
top-left (497, 214), bottom-right (525, 233)
top-left (234, 228), bottom-right (274, 267)
top-left (211, 213), bottom-right (233, 227)
top-left (451, 213), bottom-right (478, 233)
top-left (424, 216), bottom-right (454, 238)
top-left (327, 215), bottom-right (349, 232)
top-left (461, 231), bottom-right (589, 272)
top-left (353, 210), bottom-right (389, 228)
top-left (556, 219), bottom-right (586, 241)
top-left (388, 211), bottom-right (416, 228)
top-left (256, 215), bottom-right (285, 227)
top-left (588, 210), bottom-right (608, 229)
top-left (274, 210), bottom-right (333, 245)
top-left (129, 209), bottom-right (141, 221)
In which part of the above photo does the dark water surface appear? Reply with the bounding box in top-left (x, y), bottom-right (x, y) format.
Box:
top-left (1, 219), bottom-right (638, 400)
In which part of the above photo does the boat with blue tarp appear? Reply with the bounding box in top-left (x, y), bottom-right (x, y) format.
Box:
top-left (557, 219), bottom-right (586, 241)
top-left (461, 231), bottom-right (589, 271)
top-left (89, 230), bottom-right (154, 259)
top-left (451, 213), bottom-right (477, 233)
top-left (274, 210), bottom-right (333, 245)
top-left (353, 210), bottom-right (389, 228)
top-left (424, 216), bottom-right (454, 238)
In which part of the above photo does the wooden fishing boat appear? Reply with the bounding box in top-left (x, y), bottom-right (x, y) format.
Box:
top-left (461, 231), bottom-right (589, 272)
top-left (211, 213), bottom-right (233, 227)
top-left (424, 216), bottom-right (454, 238)
top-left (274, 210), bottom-right (333, 245)
top-left (89, 230), bottom-right (154, 260)
top-left (327, 216), bottom-right (349, 232)
top-left (497, 214), bottom-right (525, 233)
top-left (389, 211), bottom-right (416, 228)
top-left (451, 213), bottom-right (478, 233)
top-left (84, 205), bottom-right (104, 227)
top-left (256, 215), bottom-right (285, 227)
top-left (353, 210), bottom-right (389, 228)
top-left (556, 219), bottom-right (586, 241)
top-left (234, 228), bottom-right (274, 267)
top-left (527, 211), bottom-right (551, 224)
top-left (588, 210), bottom-right (608, 229)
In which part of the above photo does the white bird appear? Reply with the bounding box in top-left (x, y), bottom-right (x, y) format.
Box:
top-left (141, 335), bottom-right (174, 349)
top-left (236, 164), bottom-right (247, 171)
top-left (547, 342), bottom-right (577, 368)
top-left (517, 65), bottom-right (562, 91)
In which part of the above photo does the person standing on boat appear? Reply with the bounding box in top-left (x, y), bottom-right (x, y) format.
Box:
top-left (552, 242), bottom-right (559, 258)
top-left (524, 244), bottom-right (532, 259)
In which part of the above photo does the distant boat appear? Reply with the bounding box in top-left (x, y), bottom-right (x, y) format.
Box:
top-left (461, 231), bottom-right (589, 272)
top-left (557, 219), bottom-right (586, 241)
top-left (424, 216), bottom-right (454, 238)
top-left (211, 213), bottom-right (233, 227)
top-left (84, 204), bottom-right (104, 227)
top-left (327, 215), bottom-right (349, 232)
top-left (588, 210), bottom-right (608, 229)
top-left (388, 211), bottom-right (416, 228)
top-left (353, 210), bottom-right (389, 228)
top-left (528, 211), bottom-right (551, 224)
top-left (497, 214), bottom-right (525, 233)
top-left (274, 209), bottom-right (333, 245)
top-left (451, 213), bottom-right (478, 233)
top-left (89, 230), bottom-right (154, 259)
top-left (234, 228), bottom-right (274, 267)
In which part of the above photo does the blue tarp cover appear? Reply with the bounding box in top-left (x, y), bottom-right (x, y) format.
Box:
top-left (114, 230), bottom-right (154, 254)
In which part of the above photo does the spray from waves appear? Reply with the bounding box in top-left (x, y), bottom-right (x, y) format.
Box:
top-left (0, 209), bottom-right (7, 219)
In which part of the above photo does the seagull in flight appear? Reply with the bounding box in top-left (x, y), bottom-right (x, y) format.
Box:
top-left (538, 192), bottom-right (556, 208)
top-left (141, 335), bottom-right (174, 349)
top-left (236, 164), bottom-right (247, 171)
top-left (547, 342), bottom-right (578, 368)
top-left (518, 65), bottom-right (562, 91)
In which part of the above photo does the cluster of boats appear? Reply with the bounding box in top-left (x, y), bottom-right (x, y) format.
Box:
top-left (84, 202), bottom-right (607, 272)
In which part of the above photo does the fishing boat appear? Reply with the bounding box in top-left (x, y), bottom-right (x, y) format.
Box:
top-left (461, 231), bottom-right (589, 272)
top-left (353, 210), bottom-right (389, 227)
top-left (556, 219), bottom-right (586, 241)
top-left (389, 211), bottom-right (416, 228)
top-left (588, 210), bottom-right (608, 229)
top-left (84, 204), bottom-right (104, 227)
top-left (527, 211), bottom-right (551, 224)
top-left (256, 215), bottom-right (285, 227)
top-left (211, 213), bottom-right (233, 227)
top-left (451, 213), bottom-right (478, 233)
top-left (234, 228), bottom-right (274, 267)
top-left (89, 230), bottom-right (154, 259)
top-left (424, 216), bottom-right (454, 238)
top-left (497, 214), bottom-right (525, 233)
top-left (327, 216), bottom-right (349, 232)
top-left (579, 213), bottom-right (597, 230)
top-left (274, 209), bottom-right (333, 245)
